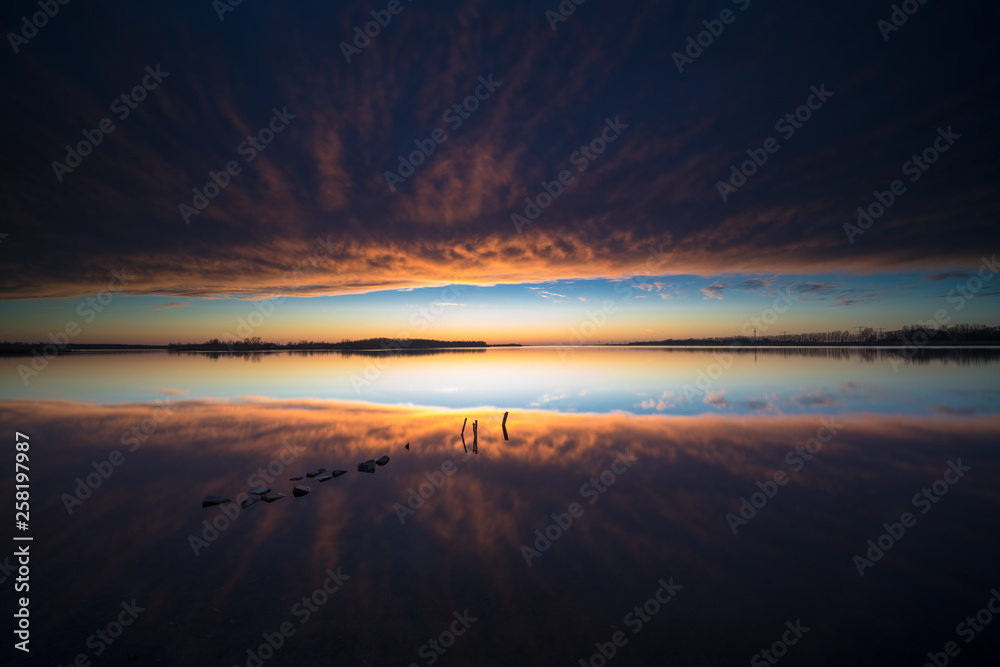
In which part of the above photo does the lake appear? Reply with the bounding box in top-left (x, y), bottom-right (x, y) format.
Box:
top-left (2, 347), bottom-right (999, 665)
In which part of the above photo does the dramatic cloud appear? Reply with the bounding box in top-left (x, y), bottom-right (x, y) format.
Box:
top-left (0, 1), bottom-right (997, 303)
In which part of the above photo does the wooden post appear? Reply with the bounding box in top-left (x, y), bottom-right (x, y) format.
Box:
top-left (473, 420), bottom-right (478, 454)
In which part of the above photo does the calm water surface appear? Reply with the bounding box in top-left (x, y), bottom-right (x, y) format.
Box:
top-left (2, 348), bottom-right (999, 665)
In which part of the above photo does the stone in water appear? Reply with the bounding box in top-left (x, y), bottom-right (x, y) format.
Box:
top-left (240, 496), bottom-right (260, 509)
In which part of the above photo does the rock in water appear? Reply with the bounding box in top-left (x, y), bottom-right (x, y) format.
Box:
top-left (202, 496), bottom-right (231, 508)
top-left (289, 476), bottom-right (305, 481)
top-left (405, 442), bottom-right (409, 450)
top-left (261, 493), bottom-right (285, 503)
top-left (240, 496), bottom-right (260, 509)
top-left (293, 485), bottom-right (311, 497)
top-left (306, 469), bottom-right (327, 478)
top-left (331, 470), bottom-right (348, 478)
top-left (248, 488), bottom-right (271, 495)
top-left (317, 475), bottom-right (333, 482)
top-left (358, 460), bottom-right (376, 473)
top-left (375, 455), bottom-right (390, 466)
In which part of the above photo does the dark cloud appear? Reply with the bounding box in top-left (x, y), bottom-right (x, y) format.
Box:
top-left (701, 281), bottom-right (730, 300)
top-left (794, 282), bottom-right (840, 295)
top-left (926, 271), bottom-right (971, 281)
top-left (790, 392), bottom-right (841, 407)
top-left (933, 406), bottom-right (977, 415)
top-left (735, 277), bottom-right (778, 291)
top-left (740, 398), bottom-right (779, 413)
top-left (1, 1), bottom-right (997, 299)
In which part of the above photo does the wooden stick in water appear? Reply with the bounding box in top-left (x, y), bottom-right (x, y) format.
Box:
top-left (502, 411), bottom-right (509, 440)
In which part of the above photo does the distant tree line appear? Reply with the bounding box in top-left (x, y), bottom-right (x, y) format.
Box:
top-left (626, 323), bottom-right (1000, 346)
top-left (167, 337), bottom-right (488, 351)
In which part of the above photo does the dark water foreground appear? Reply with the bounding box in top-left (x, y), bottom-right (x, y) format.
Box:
top-left (2, 401), bottom-right (999, 666)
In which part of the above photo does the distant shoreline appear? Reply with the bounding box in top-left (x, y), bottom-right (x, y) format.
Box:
top-left (0, 339), bottom-right (513, 356)
top-left (4, 328), bottom-right (1000, 356)
top-left (3, 341), bottom-right (1000, 356)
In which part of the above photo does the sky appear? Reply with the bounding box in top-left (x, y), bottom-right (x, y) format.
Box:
top-left (1, 0), bottom-right (998, 344)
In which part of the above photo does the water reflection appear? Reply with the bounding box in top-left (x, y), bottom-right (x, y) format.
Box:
top-left (2, 347), bottom-right (999, 415)
top-left (173, 348), bottom-right (488, 362)
top-left (4, 399), bottom-right (999, 665)
top-left (642, 345), bottom-right (1000, 366)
